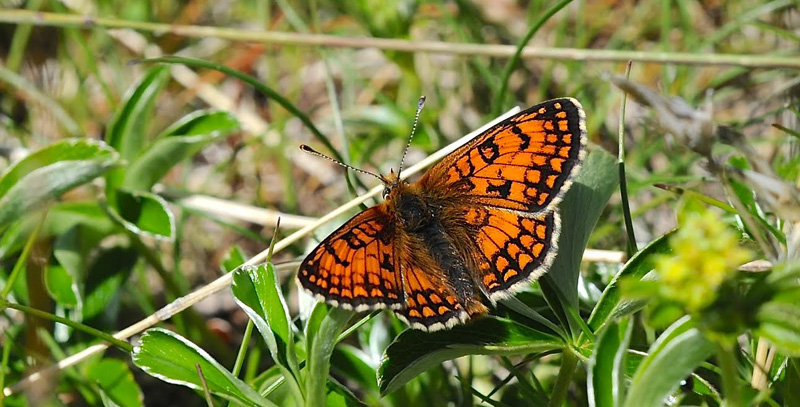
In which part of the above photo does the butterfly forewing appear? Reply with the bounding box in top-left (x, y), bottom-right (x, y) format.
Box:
top-left (421, 98), bottom-right (585, 213)
top-left (297, 205), bottom-right (404, 311)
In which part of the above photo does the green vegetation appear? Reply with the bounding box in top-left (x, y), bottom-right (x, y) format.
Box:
top-left (1, 1), bottom-right (799, 406)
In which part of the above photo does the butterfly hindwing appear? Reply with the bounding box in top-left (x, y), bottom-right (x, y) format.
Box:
top-left (394, 257), bottom-right (472, 332)
top-left (421, 98), bottom-right (585, 214)
top-left (464, 207), bottom-right (560, 301)
top-left (298, 205), bottom-right (404, 311)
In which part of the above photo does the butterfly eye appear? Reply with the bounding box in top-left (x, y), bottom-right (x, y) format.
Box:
top-left (382, 188), bottom-right (390, 199)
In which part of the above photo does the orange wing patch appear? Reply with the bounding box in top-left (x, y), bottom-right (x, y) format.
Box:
top-left (421, 98), bottom-right (585, 214)
top-left (395, 258), bottom-right (474, 331)
top-left (464, 206), bottom-right (560, 301)
top-left (298, 205), bottom-right (404, 311)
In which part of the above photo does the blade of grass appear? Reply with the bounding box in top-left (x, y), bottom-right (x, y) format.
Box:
top-left (0, 63), bottom-right (80, 136)
top-left (137, 56), bottom-right (365, 195)
top-left (0, 330), bottom-right (13, 400)
top-left (195, 364), bottom-right (216, 407)
top-left (0, 211), bottom-right (46, 298)
top-left (617, 61), bottom-right (638, 257)
top-left (493, 0), bottom-right (573, 116)
top-left (4, 0), bottom-right (44, 73)
top-left (2, 11), bottom-right (800, 68)
top-left (0, 301), bottom-right (132, 352)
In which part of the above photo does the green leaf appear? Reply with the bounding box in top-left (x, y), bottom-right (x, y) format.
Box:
top-left (231, 264), bottom-right (299, 385)
top-left (757, 298), bottom-right (800, 356)
top-left (106, 67), bottom-right (169, 162)
top-left (587, 231), bottom-right (674, 332)
top-left (0, 139), bottom-right (115, 198)
top-left (105, 189), bottom-right (175, 240)
top-left (132, 328), bottom-right (278, 407)
top-left (0, 139), bottom-right (119, 231)
top-left (306, 306), bottom-right (355, 407)
top-left (549, 148), bottom-right (619, 309)
top-left (588, 318), bottom-right (632, 407)
top-left (784, 359), bottom-right (800, 407)
top-left (86, 358), bottom-right (143, 407)
top-left (726, 156), bottom-right (785, 243)
top-left (51, 224), bottom-right (109, 313)
top-left (0, 201), bottom-right (116, 260)
top-left (622, 317), bottom-right (714, 407)
top-left (44, 264), bottom-right (79, 307)
top-left (82, 247), bottom-right (138, 320)
top-left (331, 345), bottom-right (379, 398)
top-left (325, 379), bottom-right (364, 407)
top-left (221, 245), bottom-right (247, 273)
top-left (379, 316), bottom-right (564, 395)
top-left (123, 110), bottom-right (239, 191)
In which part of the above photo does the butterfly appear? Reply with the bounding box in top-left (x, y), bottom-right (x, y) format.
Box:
top-left (297, 98), bottom-right (586, 332)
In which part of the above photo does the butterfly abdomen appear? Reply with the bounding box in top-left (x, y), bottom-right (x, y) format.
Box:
top-left (395, 192), bottom-right (486, 315)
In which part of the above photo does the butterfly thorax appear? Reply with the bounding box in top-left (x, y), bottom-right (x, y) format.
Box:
top-left (382, 180), bottom-right (487, 316)
top-left (381, 174), bottom-right (437, 232)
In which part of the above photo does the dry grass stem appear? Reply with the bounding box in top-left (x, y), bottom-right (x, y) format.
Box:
top-left (1, 10), bottom-right (799, 69)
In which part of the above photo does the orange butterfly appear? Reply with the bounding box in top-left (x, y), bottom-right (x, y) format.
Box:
top-left (298, 98), bottom-right (586, 332)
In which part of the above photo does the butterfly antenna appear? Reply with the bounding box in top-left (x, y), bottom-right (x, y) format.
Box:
top-left (299, 144), bottom-right (383, 182)
top-left (397, 96), bottom-right (426, 178)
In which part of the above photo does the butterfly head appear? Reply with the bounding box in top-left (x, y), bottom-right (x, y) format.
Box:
top-left (379, 169), bottom-right (406, 200)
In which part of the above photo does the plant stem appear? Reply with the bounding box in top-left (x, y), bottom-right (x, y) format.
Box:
top-left (617, 61), bottom-right (638, 257)
top-left (549, 348), bottom-right (579, 407)
top-left (718, 343), bottom-right (742, 407)
top-left (0, 11), bottom-right (799, 69)
top-left (494, 0), bottom-right (573, 116)
top-left (232, 321), bottom-right (254, 378)
top-left (305, 307), bottom-right (353, 407)
top-left (0, 300), bottom-right (133, 352)
top-left (0, 212), bottom-right (47, 298)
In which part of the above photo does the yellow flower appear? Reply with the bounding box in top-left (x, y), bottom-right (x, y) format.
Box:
top-left (656, 209), bottom-right (752, 312)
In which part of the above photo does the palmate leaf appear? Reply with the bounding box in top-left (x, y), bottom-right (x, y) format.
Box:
top-left (537, 148), bottom-right (618, 339)
top-left (540, 107), bottom-right (619, 311)
top-left (304, 304), bottom-right (356, 407)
